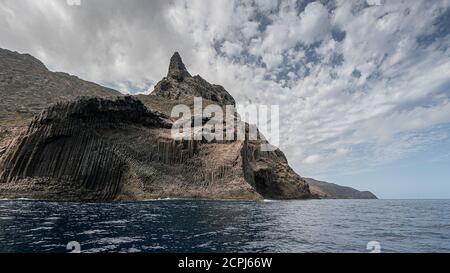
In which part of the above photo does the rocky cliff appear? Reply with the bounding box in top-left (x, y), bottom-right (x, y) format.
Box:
top-left (306, 178), bottom-right (378, 199)
top-left (0, 50), bottom-right (313, 201)
top-left (0, 48), bottom-right (120, 127)
top-left (0, 48), bottom-right (120, 162)
top-left (152, 53), bottom-right (235, 106)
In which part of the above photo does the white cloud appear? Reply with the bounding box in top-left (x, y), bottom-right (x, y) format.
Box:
top-left (221, 41), bottom-right (242, 57)
top-left (1, 0), bottom-right (450, 178)
top-left (297, 2), bottom-right (330, 45)
top-left (302, 154), bottom-right (322, 165)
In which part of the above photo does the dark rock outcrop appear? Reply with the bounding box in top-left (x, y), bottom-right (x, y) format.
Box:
top-left (0, 49), bottom-right (313, 201)
top-left (242, 140), bottom-right (311, 199)
top-left (168, 52), bottom-right (192, 81)
top-left (306, 178), bottom-right (378, 199)
top-left (0, 48), bottom-right (121, 163)
top-left (152, 53), bottom-right (236, 106)
top-left (0, 97), bottom-right (170, 200)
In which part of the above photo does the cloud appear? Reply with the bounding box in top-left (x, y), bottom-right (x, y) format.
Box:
top-left (1, 0), bottom-right (450, 178)
top-left (297, 2), bottom-right (330, 45)
top-left (302, 154), bottom-right (322, 165)
top-left (221, 41), bottom-right (242, 57)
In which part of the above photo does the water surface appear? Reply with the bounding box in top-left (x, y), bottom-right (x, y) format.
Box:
top-left (0, 199), bottom-right (449, 253)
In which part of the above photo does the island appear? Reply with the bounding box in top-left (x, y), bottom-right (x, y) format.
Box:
top-left (0, 48), bottom-right (376, 201)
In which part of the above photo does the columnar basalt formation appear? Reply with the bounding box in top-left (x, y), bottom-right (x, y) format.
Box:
top-left (0, 49), bottom-right (317, 201)
top-left (0, 47), bottom-right (121, 167)
top-left (0, 97), bottom-right (169, 199)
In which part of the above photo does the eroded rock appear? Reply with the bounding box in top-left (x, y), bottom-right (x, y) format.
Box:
top-left (0, 51), bottom-right (314, 201)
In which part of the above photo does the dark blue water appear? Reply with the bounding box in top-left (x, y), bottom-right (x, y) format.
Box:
top-left (0, 199), bottom-right (449, 253)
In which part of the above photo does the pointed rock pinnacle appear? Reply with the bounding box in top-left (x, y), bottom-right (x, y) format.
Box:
top-left (167, 52), bottom-right (191, 81)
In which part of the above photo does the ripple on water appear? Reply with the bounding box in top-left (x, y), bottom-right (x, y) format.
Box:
top-left (78, 229), bottom-right (107, 235)
top-left (0, 200), bottom-right (449, 253)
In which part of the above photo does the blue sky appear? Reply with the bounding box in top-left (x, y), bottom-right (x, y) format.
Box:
top-left (330, 125), bottom-right (450, 199)
top-left (1, 0), bottom-right (449, 198)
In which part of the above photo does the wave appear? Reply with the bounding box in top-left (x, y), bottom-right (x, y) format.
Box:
top-left (0, 198), bottom-right (36, 201)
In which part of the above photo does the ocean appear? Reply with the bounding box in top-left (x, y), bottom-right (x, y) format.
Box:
top-left (0, 199), bottom-right (449, 253)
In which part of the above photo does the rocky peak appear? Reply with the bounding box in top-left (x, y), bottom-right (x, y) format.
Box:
top-left (0, 48), bottom-right (47, 70)
top-left (152, 52), bottom-right (236, 106)
top-left (0, 48), bottom-right (314, 201)
top-left (167, 52), bottom-right (191, 81)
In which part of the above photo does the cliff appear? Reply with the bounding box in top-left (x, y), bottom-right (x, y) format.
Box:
top-left (0, 50), bottom-right (313, 201)
top-left (0, 48), bottom-right (120, 161)
top-left (306, 178), bottom-right (378, 199)
top-left (152, 52), bottom-right (235, 106)
top-left (0, 48), bottom-right (120, 127)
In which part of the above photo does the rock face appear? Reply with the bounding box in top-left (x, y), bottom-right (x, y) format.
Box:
top-left (0, 50), bottom-right (313, 201)
top-left (0, 48), bottom-right (120, 127)
top-left (0, 48), bottom-right (120, 163)
top-left (0, 97), bottom-right (169, 200)
top-left (306, 178), bottom-right (378, 199)
top-left (152, 52), bottom-right (236, 106)
top-left (167, 52), bottom-right (192, 81)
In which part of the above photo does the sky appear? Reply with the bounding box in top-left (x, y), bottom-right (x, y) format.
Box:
top-left (1, 0), bottom-right (450, 198)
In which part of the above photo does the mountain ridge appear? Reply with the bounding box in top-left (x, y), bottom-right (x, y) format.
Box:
top-left (306, 178), bottom-right (378, 199)
top-left (0, 48), bottom-right (373, 201)
top-left (0, 49), bottom-right (311, 201)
